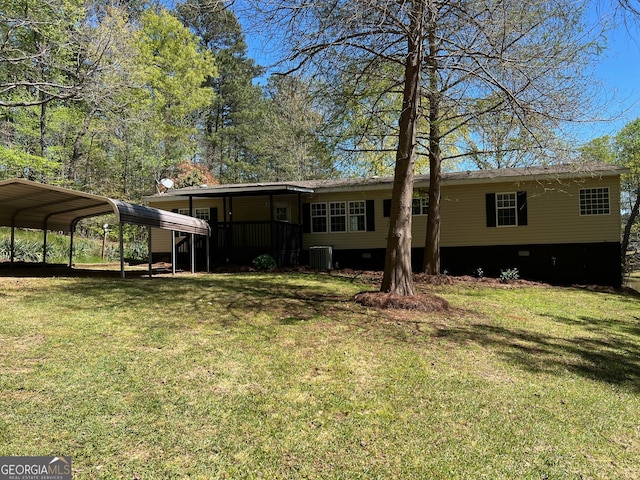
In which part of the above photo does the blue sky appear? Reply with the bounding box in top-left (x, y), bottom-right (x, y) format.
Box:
top-left (585, 18), bottom-right (640, 140)
top-left (240, 4), bottom-right (640, 144)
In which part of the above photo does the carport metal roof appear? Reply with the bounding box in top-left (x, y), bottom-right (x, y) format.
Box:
top-left (0, 178), bottom-right (210, 235)
top-left (0, 178), bottom-right (210, 277)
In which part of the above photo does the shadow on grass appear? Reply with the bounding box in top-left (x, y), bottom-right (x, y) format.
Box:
top-left (25, 272), bottom-right (365, 327)
top-left (11, 272), bottom-right (640, 392)
top-left (433, 319), bottom-right (640, 393)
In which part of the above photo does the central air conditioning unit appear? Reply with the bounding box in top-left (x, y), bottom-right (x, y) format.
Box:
top-left (309, 246), bottom-right (333, 270)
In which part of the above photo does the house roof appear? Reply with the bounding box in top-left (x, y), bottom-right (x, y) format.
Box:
top-left (146, 162), bottom-right (628, 200)
top-left (0, 178), bottom-right (211, 235)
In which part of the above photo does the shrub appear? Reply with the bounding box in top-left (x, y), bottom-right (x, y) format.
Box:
top-left (252, 254), bottom-right (276, 270)
top-left (500, 267), bottom-right (520, 283)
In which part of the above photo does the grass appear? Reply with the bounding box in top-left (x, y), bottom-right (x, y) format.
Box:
top-left (0, 272), bottom-right (638, 479)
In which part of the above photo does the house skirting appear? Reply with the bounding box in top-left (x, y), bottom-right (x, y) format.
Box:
top-left (303, 242), bottom-right (622, 288)
top-left (154, 241), bottom-right (622, 287)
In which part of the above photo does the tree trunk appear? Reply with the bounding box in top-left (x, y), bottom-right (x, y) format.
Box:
top-left (69, 112), bottom-right (94, 182)
top-left (621, 187), bottom-right (640, 271)
top-left (423, 1), bottom-right (441, 275)
top-left (39, 101), bottom-right (47, 159)
top-left (381, 0), bottom-right (425, 296)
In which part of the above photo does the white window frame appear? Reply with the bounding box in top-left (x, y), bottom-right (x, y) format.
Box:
top-left (329, 201), bottom-right (347, 232)
top-left (496, 192), bottom-right (517, 227)
top-left (310, 203), bottom-right (328, 233)
top-left (579, 187), bottom-right (610, 216)
top-left (176, 208), bottom-right (210, 237)
top-left (274, 203), bottom-right (290, 222)
top-left (349, 200), bottom-right (366, 232)
top-left (412, 197), bottom-right (429, 216)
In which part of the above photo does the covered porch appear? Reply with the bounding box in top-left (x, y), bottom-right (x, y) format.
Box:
top-left (154, 183), bottom-right (313, 270)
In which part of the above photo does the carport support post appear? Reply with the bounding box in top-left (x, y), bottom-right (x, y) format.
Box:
top-left (119, 222), bottom-right (125, 279)
top-left (148, 226), bottom-right (153, 278)
top-left (69, 222), bottom-right (76, 268)
top-left (10, 225), bottom-right (15, 263)
top-left (42, 227), bottom-right (47, 265)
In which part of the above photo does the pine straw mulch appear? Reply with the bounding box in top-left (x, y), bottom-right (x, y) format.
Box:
top-left (353, 290), bottom-right (451, 312)
top-left (348, 272), bottom-right (521, 312)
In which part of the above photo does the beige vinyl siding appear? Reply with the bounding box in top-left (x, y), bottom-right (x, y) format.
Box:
top-left (302, 176), bottom-right (621, 250)
top-left (227, 195), bottom-right (301, 222)
top-left (149, 199), bottom-right (222, 253)
top-left (440, 177), bottom-right (621, 247)
top-left (302, 190), bottom-right (388, 250)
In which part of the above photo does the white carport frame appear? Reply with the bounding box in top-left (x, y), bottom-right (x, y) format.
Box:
top-left (0, 178), bottom-right (211, 278)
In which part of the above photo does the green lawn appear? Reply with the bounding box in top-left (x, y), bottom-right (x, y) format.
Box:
top-left (0, 272), bottom-right (638, 479)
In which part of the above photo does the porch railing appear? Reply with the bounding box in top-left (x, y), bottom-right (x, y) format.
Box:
top-left (176, 221), bottom-right (302, 269)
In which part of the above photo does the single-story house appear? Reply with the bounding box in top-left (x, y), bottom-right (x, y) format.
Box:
top-left (144, 163), bottom-right (627, 287)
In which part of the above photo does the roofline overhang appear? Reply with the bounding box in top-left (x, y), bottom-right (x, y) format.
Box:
top-left (144, 184), bottom-right (315, 203)
top-left (143, 164), bottom-right (629, 200)
top-left (305, 166), bottom-right (629, 194)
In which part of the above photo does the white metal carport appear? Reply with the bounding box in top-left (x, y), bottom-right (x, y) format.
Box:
top-left (0, 178), bottom-right (211, 278)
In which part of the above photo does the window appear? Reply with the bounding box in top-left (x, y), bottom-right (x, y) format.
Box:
top-left (412, 197), bottom-right (429, 215)
top-left (496, 192), bottom-right (517, 226)
top-left (329, 202), bottom-right (346, 232)
top-left (274, 204), bottom-right (289, 222)
top-left (178, 208), bottom-right (210, 221)
top-left (311, 203), bottom-right (327, 233)
top-left (486, 191), bottom-right (527, 227)
top-left (177, 208), bottom-right (210, 237)
top-left (383, 198), bottom-right (428, 217)
top-left (580, 188), bottom-right (610, 215)
top-left (349, 201), bottom-right (366, 231)
top-left (305, 200), bottom-right (374, 233)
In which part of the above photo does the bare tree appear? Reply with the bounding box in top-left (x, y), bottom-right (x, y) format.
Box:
top-left (241, 0), bottom-right (602, 295)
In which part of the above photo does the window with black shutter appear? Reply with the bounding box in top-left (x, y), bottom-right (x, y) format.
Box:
top-left (486, 191), bottom-right (527, 227)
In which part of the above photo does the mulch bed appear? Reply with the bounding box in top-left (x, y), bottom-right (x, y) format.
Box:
top-left (353, 291), bottom-right (450, 312)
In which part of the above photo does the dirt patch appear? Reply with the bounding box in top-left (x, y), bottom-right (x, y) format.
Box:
top-left (353, 291), bottom-right (450, 312)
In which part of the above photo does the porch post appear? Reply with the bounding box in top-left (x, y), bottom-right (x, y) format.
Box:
top-left (269, 194), bottom-right (276, 264)
top-left (190, 233), bottom-right (196, 274)
top-left (228, 196), bottom-right (233, 261)
top-left (206, 232), bottom-right (210, 273)
top-left (298, 193), bottom-right (303, 266)
top-left (171, 230), bottom-right (176, 275)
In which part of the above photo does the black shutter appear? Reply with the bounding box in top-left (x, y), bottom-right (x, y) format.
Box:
top-left (485, 193), bottom-right (496, 227)
top-left (366, 199), bottom-right (375, 231)
top-left (383, 199), bottom-right (391, 217)
top-left (302, 203), bottom-right (311, 233)
top-left (517, 191), bottom-right (528, 226)
top-left (209, 207), bottom-right (218, 224)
